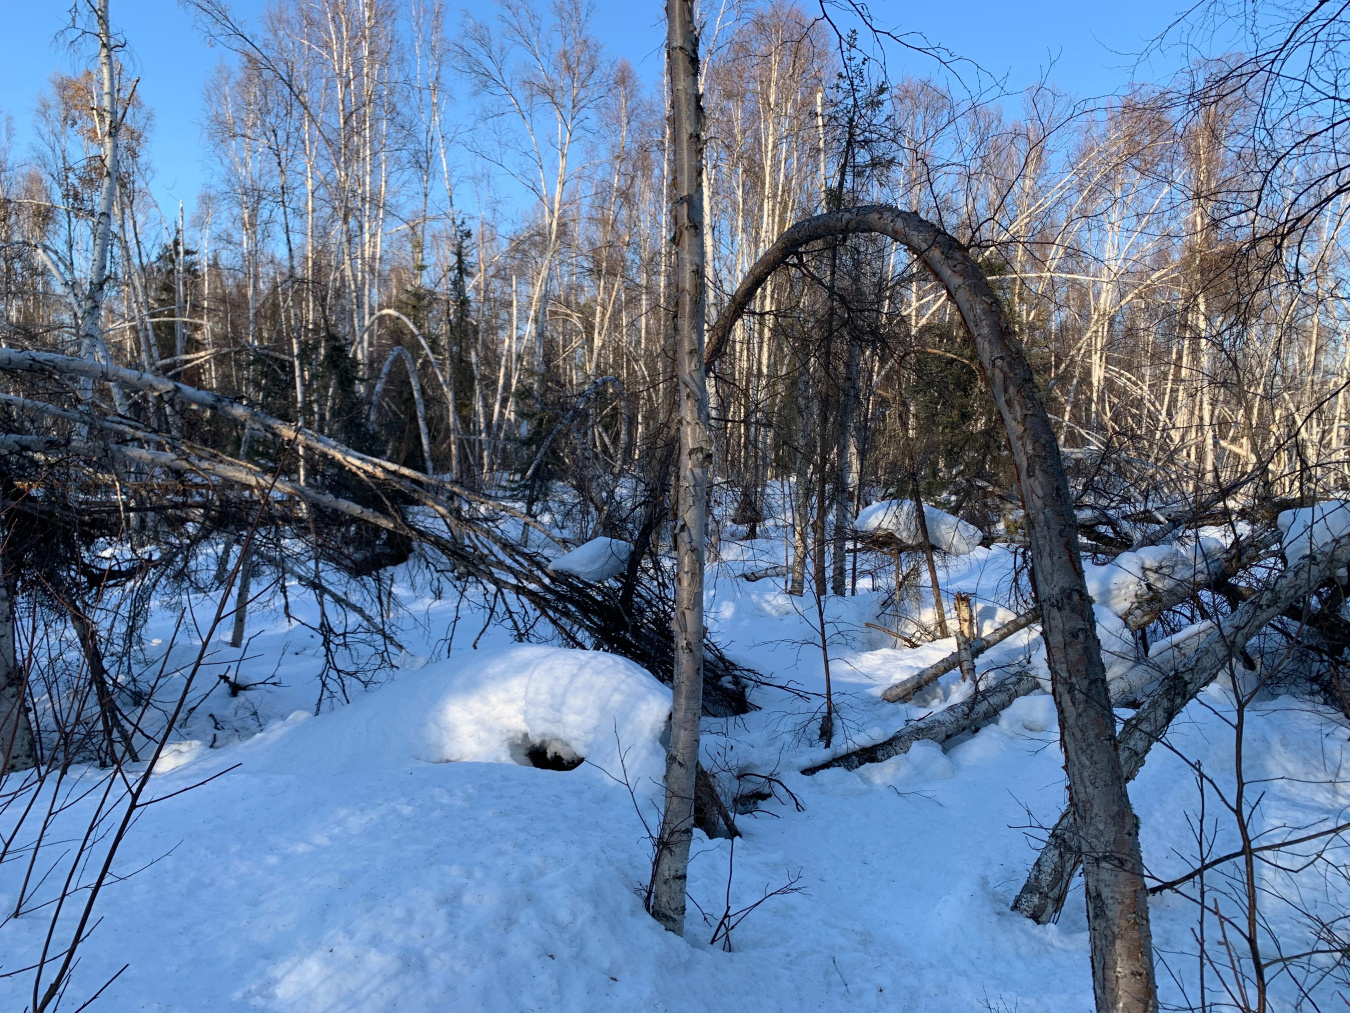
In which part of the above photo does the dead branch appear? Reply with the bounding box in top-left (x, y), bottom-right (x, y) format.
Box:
top-left (880, 606), bottom-right (1040, 703)
top-left (250, 548), bottom-right (407, 654)
top-left (0, 422), bottom-right (753, 715)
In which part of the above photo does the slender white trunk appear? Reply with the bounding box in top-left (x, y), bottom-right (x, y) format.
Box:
top-left (650, 0), bottom-right (709, 936)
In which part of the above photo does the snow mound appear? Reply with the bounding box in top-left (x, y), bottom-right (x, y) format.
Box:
top-left (1084, 536), bottom-right (1225, 618)
top-left (855, 499), bottom-right (982, 555)
top-left (1279, 501), bottom-right (1350, 559)
top-left (1083, 558), bottom-right (1146, 616)
top-left (243, 646), bottom-right (672, 784)
top-left (548, 536), bottom-right (633, 581)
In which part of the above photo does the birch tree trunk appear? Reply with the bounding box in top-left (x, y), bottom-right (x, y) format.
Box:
top-left (831, 336), bottom-right (860, 595)
top-left (76, 0), bottom-right (121, 389)
top-left (649, 0), bottom-right (709, 936)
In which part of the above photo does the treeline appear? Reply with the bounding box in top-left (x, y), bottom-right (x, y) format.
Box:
top-left (2, 0), bottom-right (1345, 577)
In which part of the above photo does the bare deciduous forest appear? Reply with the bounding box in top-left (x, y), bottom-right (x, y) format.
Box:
top-left (4, 0), bottom-right (1350, 1010)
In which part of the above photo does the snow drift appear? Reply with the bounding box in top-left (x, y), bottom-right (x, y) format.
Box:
top-left (854, 499), bottom-right (983, 555)
top-left (245, 645), bottom-right (672, 784)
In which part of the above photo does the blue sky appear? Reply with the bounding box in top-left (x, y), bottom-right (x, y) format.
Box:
top-left (0, 0), bottom-right (1195, 219)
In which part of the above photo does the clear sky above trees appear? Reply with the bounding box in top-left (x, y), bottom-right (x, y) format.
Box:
top-left (0, 0), bottom-right (1192, 222)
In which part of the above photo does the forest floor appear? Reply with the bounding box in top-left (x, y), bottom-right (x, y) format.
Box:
top-left (2, 525), bottom-right (1348, 1012)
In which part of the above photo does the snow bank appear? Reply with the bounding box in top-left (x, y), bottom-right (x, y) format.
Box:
top-left (1279, 501), bottom-right (1350, 559)
top-left (855, 500), bottom-right (982, 555)
top-left (548, 536), bottom-right (633, 581)
top-left (247, 645), bottom-right (672, 784)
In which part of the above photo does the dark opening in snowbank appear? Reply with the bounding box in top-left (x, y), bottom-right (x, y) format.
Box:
top-left (509, 733), bottom-right (584, 771)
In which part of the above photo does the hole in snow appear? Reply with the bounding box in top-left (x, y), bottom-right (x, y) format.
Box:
top-left (508, 734), bottom-right (584, 771)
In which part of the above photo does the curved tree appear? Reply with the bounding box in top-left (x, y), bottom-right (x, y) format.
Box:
top-left (368, 345), bottom-right (433, 475)
top-left (706, 206), bottom-right (1157, 1013)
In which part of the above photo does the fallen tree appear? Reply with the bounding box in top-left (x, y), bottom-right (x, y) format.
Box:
top-left (1118, 527), bottom-right (1281, 633)
top-left (0, 365), bottom-right (755, 716)
top-left (878, 526), bottom-right (1280, 705)
top-left (1011, 528), bottom-right (1350, 924)
top-left (881, 607), bottom-right (1040, 703)
top-left (803, 670), bottom-right (1042, 775)
top-left (808, 527), bottom-right (1342, 923)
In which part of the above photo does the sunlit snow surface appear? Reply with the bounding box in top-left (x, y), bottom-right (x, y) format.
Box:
top-left (1280, 500), bottom-right (1350, 558)
top-left (547, 536), bottom-right (634, 581)
top-left (2, 525), bottom-right (1349, 1012)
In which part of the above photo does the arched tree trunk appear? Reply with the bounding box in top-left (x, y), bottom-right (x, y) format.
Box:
top-left (705, 206), bottom-right (1157, 1013)
top-left (369, 344), bottom-right (434, 475)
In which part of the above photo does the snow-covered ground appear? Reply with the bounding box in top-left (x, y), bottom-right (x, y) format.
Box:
top-left (3, 522), bottom-right (1349, 1011)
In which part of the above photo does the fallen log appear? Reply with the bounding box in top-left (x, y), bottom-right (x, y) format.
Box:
top-left (740, 564), bottom-right (789, 583)
top-left (1118, 527), bottom-right (1279, 633)
top-left (880, 607), bottom-right (1040, 703)
top-left (802, 670), bottom-right (1042, 775)
top-left (879, 527), bottom-right (1279, 705)
top-left (1011, 528), bottom-right (1350, 924)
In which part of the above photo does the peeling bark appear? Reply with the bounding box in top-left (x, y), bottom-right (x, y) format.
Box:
top-left (649, 0), bottom-right (709, 936)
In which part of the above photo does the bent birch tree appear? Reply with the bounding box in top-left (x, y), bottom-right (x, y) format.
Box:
top-left (704, 206), bottom-right (1157, 1013)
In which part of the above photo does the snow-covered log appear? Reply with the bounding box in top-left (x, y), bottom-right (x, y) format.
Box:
top-left (1011, 526), bottom-right (1350, 924)
top-left (1116, 527), bottom-right (1279, 631)
top-left (1280, 501), bottom-right (1350, 558)
top-left (855, 499), bottom-right (983, 555)
top-left (880, 606), bottom-right (1040, 703)
top-left (739, 563), bottom-right (790, 583)
top-left (879, 528), bottom-right (1277, 706)
top-left (547, 537), bottom-right (633, 582)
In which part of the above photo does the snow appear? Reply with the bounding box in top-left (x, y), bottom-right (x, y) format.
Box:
top-left (3, 517), bottom-right (1349, 1012)
top-left (243, 645), bottom-right (672, 785)
top-left (1279, 500), bottom-right (1350, 558)
top-left (548, 536), bottom-right (634, 581)
top-left (854, 499), bottom-right (983, 555)
top-left (1083, 534), bottom-right (1227, 618)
